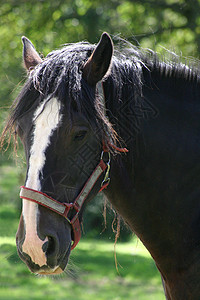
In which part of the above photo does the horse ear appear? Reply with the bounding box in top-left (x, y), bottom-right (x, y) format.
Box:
top-left (83, 32), bottom-right (113, 85)
top-left (22, 36), bottom-right (42, 71)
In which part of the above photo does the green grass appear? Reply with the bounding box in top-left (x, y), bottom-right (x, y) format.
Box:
top-left (0, 164), bottom-right (24, 204)
top-left (0, 204), bottom-right (165, 300)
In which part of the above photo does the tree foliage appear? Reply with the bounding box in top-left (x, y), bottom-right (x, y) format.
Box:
top-left (1, 0), bottom-right (200, 110)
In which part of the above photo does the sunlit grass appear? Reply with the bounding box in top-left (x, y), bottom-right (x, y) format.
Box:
top-left (0, 205), bottom-right (165, 300)
top-left (0, 165), bottom-right (23, 204)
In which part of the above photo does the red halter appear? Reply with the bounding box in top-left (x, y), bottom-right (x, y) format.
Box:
top-left (20, 144), bottom-right (128, 250)
top-left (20, 150), bottom-right (111, 250)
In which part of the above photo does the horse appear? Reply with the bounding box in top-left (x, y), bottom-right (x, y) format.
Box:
top-left (2, 32), bottom-right (200, 299)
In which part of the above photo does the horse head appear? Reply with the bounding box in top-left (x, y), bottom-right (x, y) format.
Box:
top-left (15, 33), bottom-right (115, 275)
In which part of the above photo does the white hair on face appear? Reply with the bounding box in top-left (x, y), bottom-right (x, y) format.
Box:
top-left (22, 97), bottom-right (63, 267)
top-left (26, 96), bottom-right (62, 189)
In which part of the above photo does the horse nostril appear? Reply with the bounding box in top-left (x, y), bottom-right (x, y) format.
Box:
top-left (42, 240), bottom-right (49, 253)
top-left (44, 236), bottom-right (56, 256)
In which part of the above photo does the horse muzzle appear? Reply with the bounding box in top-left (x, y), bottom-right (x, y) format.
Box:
top-left (16, 211), bottom-right (72, 274)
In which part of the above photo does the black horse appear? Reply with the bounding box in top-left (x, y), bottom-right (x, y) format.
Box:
top-left (2, 32), bottom-right (200, 299)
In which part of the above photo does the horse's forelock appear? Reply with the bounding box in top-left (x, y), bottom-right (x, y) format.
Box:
top-left (1, 42), bottom-right (117, 152)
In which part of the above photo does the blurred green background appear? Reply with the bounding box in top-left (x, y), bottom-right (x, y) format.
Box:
top-left (0, 0), bottom-right (200, 299)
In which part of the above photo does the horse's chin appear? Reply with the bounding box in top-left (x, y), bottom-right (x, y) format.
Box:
top-left (37, 266), bottom-right (64, 275)
top-left (34, 250), bottom-right (70, 275)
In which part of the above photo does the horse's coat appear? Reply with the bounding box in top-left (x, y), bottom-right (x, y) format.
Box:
top-left (2, 33), bottom-right (200, 299)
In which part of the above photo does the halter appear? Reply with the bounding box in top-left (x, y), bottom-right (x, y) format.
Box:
top-left (20, 150), bottom-right (111, 249)
top-left (19, 83), bottom-right (128, 250)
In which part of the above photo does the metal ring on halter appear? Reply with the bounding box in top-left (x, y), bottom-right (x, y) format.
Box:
top-left (101, 174), bottom-right (110, 187)
top-left (101, 151), bottom-right (111, 164)
top-left (101, 151), bottom-right (111, 187)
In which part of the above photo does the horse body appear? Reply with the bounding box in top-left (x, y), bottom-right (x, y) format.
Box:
top-left (104, 66), bottom-right (200, 299)
top-left (3, 33), bottom-right (200, 299)
top-left (141, 70), bottom-right (200, 299)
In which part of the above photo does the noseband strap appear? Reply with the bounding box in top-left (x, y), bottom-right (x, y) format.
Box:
top-left (20, 157), bottom-right (109, 250)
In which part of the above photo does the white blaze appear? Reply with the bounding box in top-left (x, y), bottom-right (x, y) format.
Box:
top-left (22, 97), bottom-right (62, 267)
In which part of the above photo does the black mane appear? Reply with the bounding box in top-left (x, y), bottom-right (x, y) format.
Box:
top-left (2, 39), bottom-right (200, 150)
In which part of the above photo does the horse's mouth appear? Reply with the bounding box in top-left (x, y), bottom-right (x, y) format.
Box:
top-left (37, 266), bottom-right (63, 275)
top-left (35, 245), bottom-right (71, 275)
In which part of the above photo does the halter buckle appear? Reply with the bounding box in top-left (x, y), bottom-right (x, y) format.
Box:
top-left (63, 202), bottom-right (80, 222)
top-left (101, 150), bottom-right (110, 164)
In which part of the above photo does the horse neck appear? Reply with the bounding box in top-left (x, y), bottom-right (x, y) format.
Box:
top-left (104, 65), bottom-right (200, 299)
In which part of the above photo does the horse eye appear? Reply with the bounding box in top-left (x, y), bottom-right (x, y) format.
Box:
top-left (73, 130), bottom-right (87, 141)
top-left (15, 124), bottom-right (23, 136)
